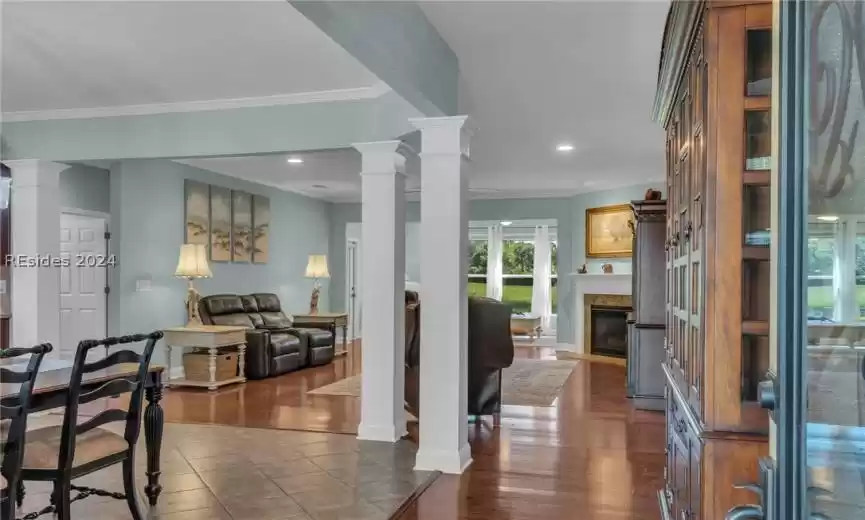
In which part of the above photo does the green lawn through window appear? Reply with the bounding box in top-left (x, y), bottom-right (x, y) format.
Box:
top-left (468, 281), bottom-right (558, 314)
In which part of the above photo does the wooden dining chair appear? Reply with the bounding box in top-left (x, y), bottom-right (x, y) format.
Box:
top-left (17, 332), bottom-right (162, 520)
top-left (1, 343), bottom-right (53, 520)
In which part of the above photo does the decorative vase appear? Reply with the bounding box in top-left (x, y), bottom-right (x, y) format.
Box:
top-left (602, 263), bottom-right (614, 274)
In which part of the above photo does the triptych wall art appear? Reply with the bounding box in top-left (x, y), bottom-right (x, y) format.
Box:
top-left (184, 179), bottom-right (270, 264)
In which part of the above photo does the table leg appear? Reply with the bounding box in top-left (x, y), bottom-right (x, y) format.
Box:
top-left (144, 380), bottom-right (164, 506)
top-left (237, 342), bottom-right (246, 380)
top-left (207, 347), bottom-right (218, 391)
top-left (342, 324), bottom-right (348, 354)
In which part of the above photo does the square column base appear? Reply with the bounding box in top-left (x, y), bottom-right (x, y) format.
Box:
top-left (414, 443), bottom-right (472, 474)
top-left (357, 422), bottom-right (406, 443)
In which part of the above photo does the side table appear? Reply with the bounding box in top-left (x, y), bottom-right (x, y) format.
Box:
top-left (292, 312), bottom-right (349, 357)
top-left (162, 325), bottom-right (247, 390)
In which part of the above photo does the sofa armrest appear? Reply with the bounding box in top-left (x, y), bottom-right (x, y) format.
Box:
top-left (244, 329), bottom-right (272, 379)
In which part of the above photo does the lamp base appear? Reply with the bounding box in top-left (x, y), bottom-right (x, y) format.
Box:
top-left (185, 278), bottom-right (205, 327)
top-left (309, 284), bottom-right (320, 314)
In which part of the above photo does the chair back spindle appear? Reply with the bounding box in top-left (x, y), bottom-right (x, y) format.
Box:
top-left (0, 343), bottom-right (53, 511)
top-left (56, 332), bottom-right (162, 475)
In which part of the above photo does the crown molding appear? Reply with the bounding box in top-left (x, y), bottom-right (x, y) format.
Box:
top-left (2, 82), bottom-right (392, 122)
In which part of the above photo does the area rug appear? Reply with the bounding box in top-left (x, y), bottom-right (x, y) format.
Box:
top-left (308, 358), bottom-right (579, 407)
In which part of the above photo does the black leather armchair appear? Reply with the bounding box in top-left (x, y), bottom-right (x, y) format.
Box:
top-left (404, 292), bottom-right (514, 421)
top-left (199, 293), bottom-right (334, 379)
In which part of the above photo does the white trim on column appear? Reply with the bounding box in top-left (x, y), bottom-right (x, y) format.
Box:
top-left (354, 140), bottom-right (407, 443)
top-left (7, 160), bottom-right (69, 352)
top-left (411, 115), bottom-right (474, 475)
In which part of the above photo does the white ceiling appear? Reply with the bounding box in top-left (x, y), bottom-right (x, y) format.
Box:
top-left (175, 151), bottom-right (378, 203)
top-left (15, 1), bottom-right (670, 203)
top-left (1, 0), bottom-right (381, 114)
top-left (176, 1), bottom-right (670, 203)
top-left (420, 0), bottom-right (669, 195)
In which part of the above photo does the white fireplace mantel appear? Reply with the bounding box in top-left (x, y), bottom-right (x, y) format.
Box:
top-left (570, 273), bottom-right (632, 354)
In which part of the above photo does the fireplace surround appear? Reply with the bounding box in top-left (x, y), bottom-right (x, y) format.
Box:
top-left (583, 293), bottom-right (632, 358)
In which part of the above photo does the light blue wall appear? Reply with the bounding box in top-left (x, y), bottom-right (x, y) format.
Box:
top-left (328, 183), bottom-right (663, 345)
top-left (59, 164), bottom-right (111, 213)
top-left (108, 160), bottom-right (331, 365)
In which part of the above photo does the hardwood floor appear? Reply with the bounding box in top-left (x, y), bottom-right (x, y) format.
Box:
top-left (161, 343), bottom-right (666, 520)
top-left (163, 341), bottom-right (363, 434)
top-left (398, 347), bottom-right (666, 520)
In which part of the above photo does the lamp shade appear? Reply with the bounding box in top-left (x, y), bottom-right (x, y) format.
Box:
top-left (305, 254), bottom-right (330, 278)
top-left (174, 244), bottom-right (212, 279)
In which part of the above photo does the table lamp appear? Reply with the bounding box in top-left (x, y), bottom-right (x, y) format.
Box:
top-left (305, 254), bottom-right (330, 313)
top-left (174, 244), bottom-right (212, 326)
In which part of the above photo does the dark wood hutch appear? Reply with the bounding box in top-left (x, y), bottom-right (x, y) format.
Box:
top-left (653, 1), bottom-right (772, 519)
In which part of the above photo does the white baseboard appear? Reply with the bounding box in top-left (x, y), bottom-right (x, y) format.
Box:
top-left (414, 443), bottom-right (473, 474)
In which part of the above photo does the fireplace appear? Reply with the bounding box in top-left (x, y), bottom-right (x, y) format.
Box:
top-left (583, 293), bottom-right (632, 359)
top-left (590, 305), bottom-right (630, 357)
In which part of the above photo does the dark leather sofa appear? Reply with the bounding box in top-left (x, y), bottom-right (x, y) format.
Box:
top-left (404, 291), bottom-right (514, 421)
top-left (199, 293), bottom-right (334, 379)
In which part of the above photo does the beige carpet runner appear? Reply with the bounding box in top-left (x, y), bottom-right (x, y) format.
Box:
top-left (307, 358), bottom-right (579, 407)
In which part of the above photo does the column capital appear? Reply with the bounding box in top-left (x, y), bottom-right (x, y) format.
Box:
top-left (409, 116), bottom-right (474, 158)
top-left (4, 160), bottom-right (69, 188)
top-left (353, 140), bottom-right (407, 176)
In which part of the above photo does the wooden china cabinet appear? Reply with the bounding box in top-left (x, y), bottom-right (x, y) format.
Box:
top-left (654, 1), bottom-right (772, 519)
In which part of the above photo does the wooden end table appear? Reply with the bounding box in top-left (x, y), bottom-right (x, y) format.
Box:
top-left (292, 312), bottom-right (349, 357)
top-left (162, 325), bottom-right (247, 390)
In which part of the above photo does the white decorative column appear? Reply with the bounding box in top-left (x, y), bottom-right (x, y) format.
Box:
top-left (6, 160), bottom-right (67, 351)
top-left (353, 141), bottom-right (407, 442)
top-left (411, 116), bottom-right (473, 474)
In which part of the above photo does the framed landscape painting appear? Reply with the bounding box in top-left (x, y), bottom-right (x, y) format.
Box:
top-left (184, 180), bottom-right (210, 248)
top-left (252, 195), bottom-right (270, 264)
top-left (231, 190), bottom-right (253, 263)
top-left (585, 204), bottom-right (634, 258)
top-left (209, 186), bottom-right (232, 262)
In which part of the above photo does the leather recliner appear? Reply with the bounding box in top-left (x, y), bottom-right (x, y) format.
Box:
top-left (404, 291), bottom-right (514, 420)
top-left (198, 293), bottom-right (334, 379)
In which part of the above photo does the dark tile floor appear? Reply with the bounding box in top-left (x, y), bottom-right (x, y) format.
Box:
top-left (16, 420), bottom-right (436, 520)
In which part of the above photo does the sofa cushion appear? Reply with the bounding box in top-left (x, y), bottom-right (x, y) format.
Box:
top-left (252, 293), bottom-right (282, 312)
top-left (271, 332), bottom-right (301, 357)
top-left (240, 295), bottom-right (259, 313)
top-left (202, 295), bottom-right (245, 316)
top-left (211, 313), bottom-right (254, 328)
top-left (261, 312), bottom-right (293, 329)
top-left (295, 328), bottom-right (333, 347)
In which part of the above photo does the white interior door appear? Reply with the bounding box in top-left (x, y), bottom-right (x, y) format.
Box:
top-left (346, 239), bottom-right (360, 340)
top-left (59, 213), bottom-right (107, 360)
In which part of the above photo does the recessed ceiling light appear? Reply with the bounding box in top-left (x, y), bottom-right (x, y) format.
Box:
top-left (556, 143), bottom-right (575, 152)
top-left (287, 157), bottom-right (304, 164)
top-left (817, 215), bottom-right (839, 222)
top-left (500, 221), bottom-right (513, 226)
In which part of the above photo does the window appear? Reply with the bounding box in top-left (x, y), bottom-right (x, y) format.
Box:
top-left (551, 241), bottom-right (558, 315)
top-left (468, 240), bottom-right (487, 298)
top-left (856, 222), bottom-right (865, 320)
top-left (502, 240), bottom-right (534, 313)
top-left (807, 222), bottom-right (836, 319)
top-left (465, 225), bottom-right (558, 324)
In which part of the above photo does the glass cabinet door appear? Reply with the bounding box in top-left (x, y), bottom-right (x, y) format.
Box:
top-left (776, 1), bottom-right (865, 519)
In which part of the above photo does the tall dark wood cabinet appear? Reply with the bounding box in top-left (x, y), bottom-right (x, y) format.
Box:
top-left (654, 1), bottom-right (772, 519)
top-left (627, 199), bottom-right (667, 411)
